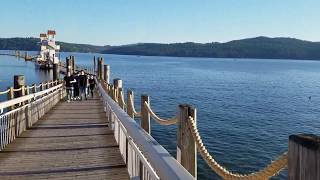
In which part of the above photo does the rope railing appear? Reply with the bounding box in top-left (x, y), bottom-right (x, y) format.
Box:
top-left (12, 87), bottom-right (22, 92)
top-left (94, 61), bottom-right (294, 180)
top-left (187, 116), bottom-right (288, 180)
top-left (119, 89), bottom-right (127, 109)
top-left (90, 57), bottom-right (319, 179)
top-left (27, 85), bottom-right (35, 90)
top-left (90, 56), bottom-right (320, 180)
top-left (0, 89), bottom-right (10, 95)
top-left (111, 83), bottom-right (288, 179)
top-left (144, 102), bottom-right (177, 125)
top-left (128, 93), bottom-right (141, 117)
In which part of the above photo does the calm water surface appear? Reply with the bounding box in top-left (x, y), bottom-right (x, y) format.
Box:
top-left (1, 50), bottom-right (320, 179)
top-left (0, 50), bottom-right (52, 101)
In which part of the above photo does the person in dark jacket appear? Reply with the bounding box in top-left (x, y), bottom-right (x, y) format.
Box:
top-left (79, 70), bottom-right (88, 100)
top-left (73, 73), bottom-right (80, 100)
top-left (63, 72), bottom-right (76, 102)
top-left (88, 75), bottom-right (95, 98)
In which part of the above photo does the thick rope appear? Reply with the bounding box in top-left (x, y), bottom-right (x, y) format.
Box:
top-left (12, 87), bottom-right (22, 92)
top-left (187, 116), bottom-right (287, 180)
top-left (120, 90), bottom-right (127, 108)
top-left (144, 102), bottom-right (177, 125)
top-left (36, 84), bottom-right (42, 88)
top-left (0, 89), bottom-right (10, 95)
top-left (128, 93), bottom-right (141, 117)
top-left (28, 85), bottom-right (35, 90)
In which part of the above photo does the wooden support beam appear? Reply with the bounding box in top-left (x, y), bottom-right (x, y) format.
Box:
top-left (127, 89), bottom-right (134, 118)
top-left (141, 94), bottom-right (150, 134)
top-left (288, 134), bottom-right (320, 180)
top-left (46, 81), bottom-right (50, 89)
top-left (93, 56), bottom-right (96, 75)
top-left (53, 63), bottom-right (59, 81)
top-left (32, 83), bottom-right (37, 93)
top-left (7, 87), bottom-right (14, 110)
top-left (177, 104), bottom-right (197, 178)
top-left (71, 56), bottom-right (75, 74)
top-left (113, 78), bottom-right (123, 89)
top-left (97, 57), bottom-right (100, 78)
top-left (24, 51), bottom-right (27, 60)
top-left (118, 88), bottom-right (125, 110)
top-left (14, 75), bottom-right (25, 98)
top-left (113, 78), bottom-right (123, 103)
top-left (40, 82), bottom-right (44, 91)
top-left (98, 57), bottom-right (104, 80)
top-left (25, 85), bottom-right (31, 129)
top-left (66, 57), bottom-right (71, 75)
top-left (104, 65), bottom-right (110, 84)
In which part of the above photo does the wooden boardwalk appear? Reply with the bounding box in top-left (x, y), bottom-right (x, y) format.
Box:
top-left (0, 96), bottom-right (129, 180)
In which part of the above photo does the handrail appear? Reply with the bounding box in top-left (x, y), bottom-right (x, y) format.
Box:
top-left (96, 78), bottom-right (194, 180)
top-left (0, 83), bottom-right (63, 114)
top-left (144, 102), bottom-right (177, 125)
top-left (0, 82), bottom-right (64, 150)
top-left (127, 137), bottom-right (160, 179)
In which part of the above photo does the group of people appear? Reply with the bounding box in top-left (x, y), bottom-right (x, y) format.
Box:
top-left (63, 70), bottom-right (95, 102)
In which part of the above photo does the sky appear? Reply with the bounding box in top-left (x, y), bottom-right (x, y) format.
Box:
top-left (0, 0), bottom-right (319, 45)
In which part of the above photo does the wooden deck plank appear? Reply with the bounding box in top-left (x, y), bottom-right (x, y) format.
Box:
top-left (0, 97), bottom-right (129, 180)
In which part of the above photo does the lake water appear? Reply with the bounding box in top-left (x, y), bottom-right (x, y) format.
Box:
top-left (1, 50), bottom-right (320, 179)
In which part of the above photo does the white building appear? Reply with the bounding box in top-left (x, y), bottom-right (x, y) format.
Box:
top-left (38, 30), bottom-right (60, 64)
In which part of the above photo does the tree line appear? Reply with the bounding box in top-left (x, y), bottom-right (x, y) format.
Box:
top-left (1, 36), bottom-right (320, 60)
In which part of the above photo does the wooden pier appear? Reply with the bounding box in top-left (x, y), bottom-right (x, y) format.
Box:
top-left (0, 55), bottom-right (319, 180)
top-left (0, 96), bottom-right (129, 179)
top-left (0, 51), bottom-right (36, 61)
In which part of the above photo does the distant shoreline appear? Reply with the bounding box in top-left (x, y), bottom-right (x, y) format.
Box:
top-left (1, 50), bottom-right (320, 62)
top-left (1, 36), bottom-right (320, 60)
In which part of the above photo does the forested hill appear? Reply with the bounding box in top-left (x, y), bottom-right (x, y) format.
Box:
top-left (1, 37), bottom-right (320, 60)
top-left (102, 37), bottom-right (320, 60)
top-left (0, 37), bottom-right (108, 53)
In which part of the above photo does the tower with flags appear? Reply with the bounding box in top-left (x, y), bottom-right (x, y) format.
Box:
top-left (36, 30), bottom-right (60, 69)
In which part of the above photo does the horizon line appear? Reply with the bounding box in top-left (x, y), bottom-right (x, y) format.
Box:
top-left (0, 35), bottom-right (319, 46)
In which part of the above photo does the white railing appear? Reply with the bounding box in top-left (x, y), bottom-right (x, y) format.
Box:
top-left (0, 83), bottom-right (65, 150)
top-left (0, 84), bottom-right (63, 113)
top-left (96, 78), bottom-right (194, 180)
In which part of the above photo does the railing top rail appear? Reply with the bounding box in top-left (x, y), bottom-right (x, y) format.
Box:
top-left (0, 83), bottom-right (63, 114)
top-left (95, 78), bottom-right (194, 180)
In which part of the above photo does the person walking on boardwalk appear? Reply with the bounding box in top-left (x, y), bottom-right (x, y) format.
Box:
top-left (73, 72), bottom-right (80, 100)
top-left (63, 72), bottom-right (76, 102)
top-left (79, 70), bottom-right (88, 100)
top-left (88, 75), bottom-right (95, 98)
